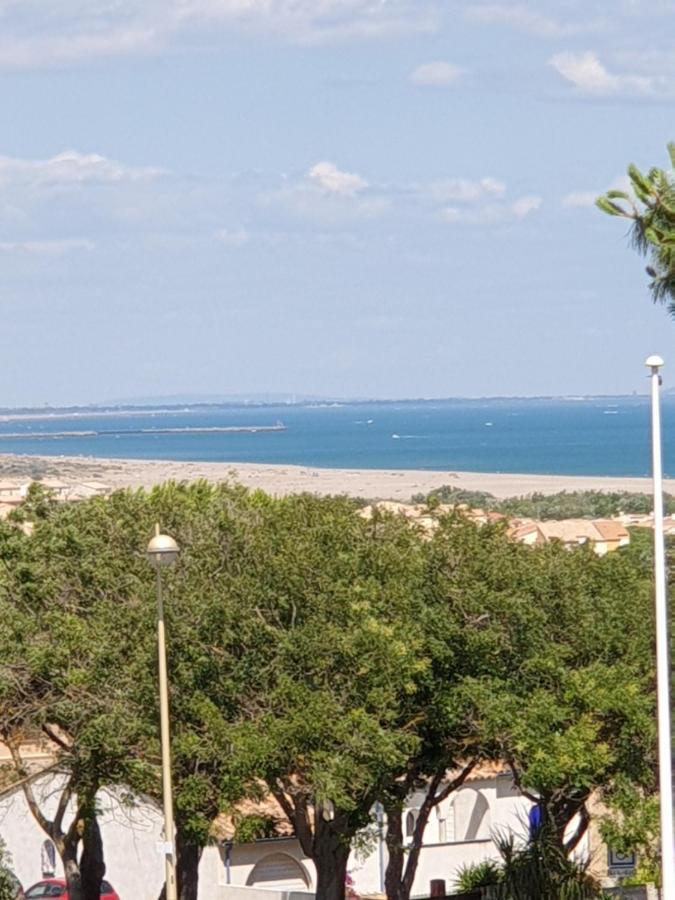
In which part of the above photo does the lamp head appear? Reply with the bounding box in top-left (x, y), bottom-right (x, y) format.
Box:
top-left (645, 355), bottom-right (665, 369)
top-left (147, 524), bottom-right (179, 567)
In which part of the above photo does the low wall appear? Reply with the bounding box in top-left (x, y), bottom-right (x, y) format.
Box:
top-left (602, 887), bottom-right (657, 900)
top-left (209, 884), bottom-right (315, 900)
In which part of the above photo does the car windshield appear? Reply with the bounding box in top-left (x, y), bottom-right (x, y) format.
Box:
top-left (26, 886), bottom-right (65, 898)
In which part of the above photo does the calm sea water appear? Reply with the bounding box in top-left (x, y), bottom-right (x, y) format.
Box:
top-left (0, 397), bottom-right (670, 478)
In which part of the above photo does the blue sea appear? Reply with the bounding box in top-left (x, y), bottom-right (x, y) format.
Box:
top-left (0, 396), bottom-right (671, 478)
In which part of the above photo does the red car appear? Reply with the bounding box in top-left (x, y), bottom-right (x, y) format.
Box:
top-left (25, 879), bottom-right (119, 900)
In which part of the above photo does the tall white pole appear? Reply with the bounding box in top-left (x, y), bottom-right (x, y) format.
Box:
top-left (147, 525), bottom-right (180, 900)
top-left (646, 354), bottom-right (675, 900)
top-left (157, 565), bottom-right (178, 900)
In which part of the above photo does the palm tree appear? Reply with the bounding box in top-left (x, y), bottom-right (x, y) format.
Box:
top-left (597, 142), bottom-right (675, 316)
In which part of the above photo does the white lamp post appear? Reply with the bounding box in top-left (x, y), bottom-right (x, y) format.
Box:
top-left (147, 524), bottom-right (180, 900)
top-left (646, 354), bottom-right (675, 899)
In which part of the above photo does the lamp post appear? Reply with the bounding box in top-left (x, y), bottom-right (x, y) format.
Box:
top-left (147, 524), bottom-right (180, 900)
top-left (646, 354), bottom-right (675, 900)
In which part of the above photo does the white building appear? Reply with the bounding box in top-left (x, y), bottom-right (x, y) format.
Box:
top-left (0, 762), bottom-right (543, 899)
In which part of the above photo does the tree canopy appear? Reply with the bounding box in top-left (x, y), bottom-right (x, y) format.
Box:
top-left (0, 481), bottom-right (662, 900)
top-left (412, 485), bottom-right (672, 518)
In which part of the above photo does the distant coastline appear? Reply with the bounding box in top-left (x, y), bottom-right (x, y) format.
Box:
top-left (0, 393), bottom-right (654, 421)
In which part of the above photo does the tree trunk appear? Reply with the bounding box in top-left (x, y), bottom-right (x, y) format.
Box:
top-left (384, 805), bottom-right (406, 900)
top-left (383, 802), bottom-right (434, 900)
top-left (176, 825), bottom-right (202, 900)
top-left (313, 817), bottom-right (351, 900)
top-left (80, 811), bottom-right (106, 900)
top-left (63, 833), bottom-right (83, 900)
top-left (542, 792), bottom-right (590, 853)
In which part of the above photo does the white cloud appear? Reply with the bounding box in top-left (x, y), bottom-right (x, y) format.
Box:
top-left (549, 51), bottom-right (656, 95)
top-left (439, 190), bottom-right (541, 225)
top-left (562, 191), bottom-right (598, 209)
top-left (465, 4), bottom-right (599, 37)
top-left (258, 162), bottom-right (388, 226)
top-left (0, 238), bottom-right (94, 255)
top-left (562, 175), bottom-right (633, 209)
top-left (216, 227), bottom-right (250, 246)
top-left (175, 0), bottom-right (437, 42)
top-left (429, 176), bottom-right (506, 203)
top-left (0, 150), bottom-right (165, 187)
top-left (512, 195), bottom-right (541, 218)
top-left (308, 161), bottom-right (368, 196)
top-left (0, 27), bottom-right (160, 70)
top-left (410, 61), bottom-right (462, 87)
top-left (0, 0), bottom-right (436, 68)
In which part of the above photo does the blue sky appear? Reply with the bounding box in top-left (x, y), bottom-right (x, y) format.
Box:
top-left (0, 0), bottom-right (673, 405)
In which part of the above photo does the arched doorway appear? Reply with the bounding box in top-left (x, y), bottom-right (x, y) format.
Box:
top-left (246, 853), bottom-right (311, 891)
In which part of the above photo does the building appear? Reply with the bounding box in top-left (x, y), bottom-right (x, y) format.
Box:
top-left (360, 503), bottom-right (631, 556)
top-left (534, 519), bottom-right (630, 556)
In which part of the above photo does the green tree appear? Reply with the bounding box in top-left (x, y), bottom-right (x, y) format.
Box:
top-left (597, 142), bottom-right (675, 314)
top-left (478, 540), bottom-right (656, 854)
top-left (380, 512), bottom-right (532, 900)
top-left (0, 838), bottom-right (19, 900)
top-left (225, 494), bottom-right (431, 900)
top-left (0, 491), bottom-right (157, 900)
top-left (0, 481), bottom-right (270, 900)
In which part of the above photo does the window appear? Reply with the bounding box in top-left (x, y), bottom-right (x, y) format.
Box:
top-left (405, 811), bottom-right (416, 839)
top-left (41, 840), bottom-right (56, 877)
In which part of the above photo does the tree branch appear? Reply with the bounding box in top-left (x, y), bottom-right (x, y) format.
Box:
top-left (6, 737), bottom-right (54, 839)
top-left (506, 758), bottom-right (539, 804)
top-left (432, 759), bottom-right (477, 806)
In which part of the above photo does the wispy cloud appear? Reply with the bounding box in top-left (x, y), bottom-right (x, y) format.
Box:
top-left (0, 0), bottom-right (437, 69)
top-left (215, 227), bottom-right (250, 246)
top-left (175, 0), bottom-right (437, 42)
top-left (441, 194), bottom-right (542, 225)
top-left (428, 176), bottom-right (505, 203)
top-left (561, 191), bottom-right (598, 209)
top-left (0, 238), bottom-right (94, 255)
top-left (0, 28), bottom-right (161, 70)
top-left (549, 51), bottom-right (657, 96)
top-left (465, 3), bottom-right (599, 37)
top-left (410, 61), bottom-right (462, 87)
top-left (561, 175), bottom-right (632, 209)
top-left (0, 150), bottom-right (165, 187)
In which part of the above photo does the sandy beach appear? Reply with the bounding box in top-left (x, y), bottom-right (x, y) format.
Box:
top-left (0, 453), bottom-right (670, 500)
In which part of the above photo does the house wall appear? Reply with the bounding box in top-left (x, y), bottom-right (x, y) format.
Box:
top-left (350, 774), bottom-right (532, 896)
top-left (0, 775), bottom-right (165, 900)
top-left (0, 771), bottom-right (546, 900)
top-left (199, 840), bottom-right (316, 897)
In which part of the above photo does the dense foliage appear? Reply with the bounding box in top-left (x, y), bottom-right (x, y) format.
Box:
top-left (412, 485), bottom-right (673, 518)
top-left (597, 142), bottom-right (675, 315)
top-left (0, 482), bottom-right (662, 900)
top-left (0, 840), bottom-right (18, 900)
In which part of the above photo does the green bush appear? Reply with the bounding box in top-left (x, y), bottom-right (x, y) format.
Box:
top-left (455, 859), bottom-right (503, 891)
top-left (0, 839), bottom-right (19, 900)
top-left (492, 830), bottom-right (602, 900)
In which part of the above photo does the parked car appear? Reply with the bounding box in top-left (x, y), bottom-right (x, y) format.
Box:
top-left (25, 879), bottom-right (119, 900)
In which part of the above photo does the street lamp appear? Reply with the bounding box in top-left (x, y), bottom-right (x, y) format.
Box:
top-left (147, 524), bottom-right (180, 900)
top-left (646, 354), bottom-right (675, 900)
